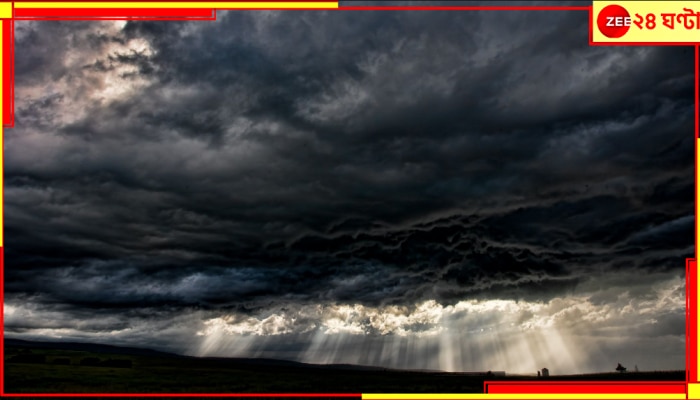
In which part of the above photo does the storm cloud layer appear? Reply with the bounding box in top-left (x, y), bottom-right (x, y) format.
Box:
top-left (4, 2), bottom-right (693, 374)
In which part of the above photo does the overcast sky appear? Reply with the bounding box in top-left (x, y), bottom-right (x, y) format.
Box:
top-left (4, 1), bottom-right (693, 375)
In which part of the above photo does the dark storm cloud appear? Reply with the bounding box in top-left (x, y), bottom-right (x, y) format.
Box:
top-left (5, 4), bottom-right (692, 367)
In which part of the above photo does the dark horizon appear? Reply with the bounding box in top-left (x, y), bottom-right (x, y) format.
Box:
top-left (4, 337), bottom-right (687, 377)
top-left (5, 0), bottom-right (692, 375)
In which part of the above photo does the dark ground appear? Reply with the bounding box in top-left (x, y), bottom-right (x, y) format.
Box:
top-left (3, 339), bottom-right (686, 396)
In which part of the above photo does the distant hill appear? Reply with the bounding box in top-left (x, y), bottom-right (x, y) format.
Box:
top-left (5, 338), bottom-right (178, 358)
top-left (4, 338), bottom-right (686, 393)
top-left (4, 337), bottom-right (408, 372)
top-left (4, 338), bottom-right (686, 377)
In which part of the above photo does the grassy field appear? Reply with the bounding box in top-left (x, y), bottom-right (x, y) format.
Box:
top-left (3, 342), bottom-right (686, 395)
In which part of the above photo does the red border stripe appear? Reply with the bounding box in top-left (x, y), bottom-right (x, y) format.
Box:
top-left (2, 394), bottom-right (360, 397)
top-left (485, 382), bottom-right (686, 394)
top-left (689, 259), bottom-right (697, 383)
top-left (11, 0), bottom-right (330, 1)
top-left (14, 7), bottom-right (215, 17)
top-left (2, 19), bottom-right (13, 128)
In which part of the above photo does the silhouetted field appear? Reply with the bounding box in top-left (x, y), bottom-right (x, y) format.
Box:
top-left (4, 339), bottom-right (685, 396)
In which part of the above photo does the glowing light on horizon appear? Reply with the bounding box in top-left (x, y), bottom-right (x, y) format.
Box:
top-left (5, 276), bottom-right (685, 374)
top-left (189, 275), bottom-right (685, 374)
top-left (190, 298), bottom-right (596, 373)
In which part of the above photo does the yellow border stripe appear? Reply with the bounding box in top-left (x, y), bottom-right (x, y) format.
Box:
top-left (15, 2), bottom-right (338, 8)
top-left (690, 383), bottom-right (700, 399)
top-left (362, 395), bottom-right (686, 400)
top-left (0, 3), bottom-right (11, 18)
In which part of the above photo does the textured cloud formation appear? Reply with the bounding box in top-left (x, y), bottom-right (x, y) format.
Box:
top-left (6, 271), bottom-right (684, 373)
top-left (5, 2), bottom-right (693, 374)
